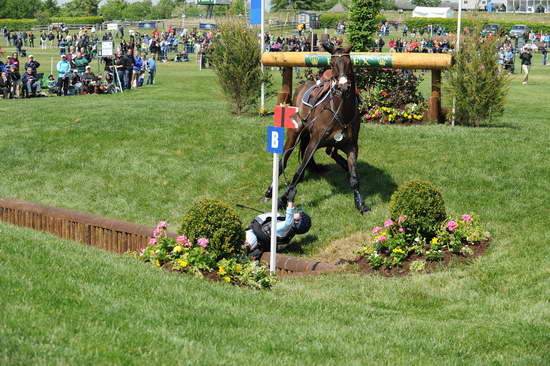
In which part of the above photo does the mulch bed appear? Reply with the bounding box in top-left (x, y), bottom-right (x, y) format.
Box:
top-left (354, 240), bottom-right (490, 277)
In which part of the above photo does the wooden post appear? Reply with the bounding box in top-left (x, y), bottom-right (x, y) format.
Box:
top-left (428, 69), bottom-right (442, 122)
top-left (277, 67), bottom-right (293, 105)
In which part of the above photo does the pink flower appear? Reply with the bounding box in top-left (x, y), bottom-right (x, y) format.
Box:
top-left (384, 219), bottom-right (394, 228)
top-left (397, 215), bottom-right (407, 224)
top-left (148, 237), bottom-right (157, 245)
top-left (197, 238), bottom-right (209, 248)
top-left (447, 221), bottom-right (458, 232)
top-left (375, 235), bottom-right (387, 242)
top-left (365, 114), bottom-right (372, 119)
top-left (152, 228), bottom-right (162, 237)
top-left (461, 214), bottom-right (472, 223)
top-left (157, 221), bottom-right (168, 229)
top-left (139, 248), bottom-right (146, 255)
top-left (176, 235), bottom-right (191, 247)
top-left (398, 227), bottom-right (404, 233)
top-left (371, 226), bottom-right (383, 234)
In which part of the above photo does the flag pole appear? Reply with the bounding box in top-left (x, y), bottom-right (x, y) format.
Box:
top-left (451, 0), bottom-right (462, 127)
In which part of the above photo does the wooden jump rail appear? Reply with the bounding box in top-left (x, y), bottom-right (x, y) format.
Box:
top-left (261, 52), bottom-right (454, 122)
top-left (0, 198), bottom-right (337, 276)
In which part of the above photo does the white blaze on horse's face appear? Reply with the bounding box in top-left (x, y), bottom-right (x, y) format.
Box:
top-left (339, 76), bottom-right (348, 85)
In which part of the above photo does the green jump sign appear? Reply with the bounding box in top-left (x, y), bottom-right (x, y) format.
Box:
top-left (304, 54), bottom-right (393, 68)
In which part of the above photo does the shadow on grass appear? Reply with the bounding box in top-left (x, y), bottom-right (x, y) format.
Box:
top-left (283, 234), bottom-right (318, 255)
top-left (300, 161), bottom-right (398, 209)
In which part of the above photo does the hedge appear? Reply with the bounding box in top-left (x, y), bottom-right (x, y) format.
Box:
top-left (0, 17), bottom-right (104, 31)
top-left (404, 17), bottom-right (550, 34)
top-left (319, 13), bottom-right (386, 28)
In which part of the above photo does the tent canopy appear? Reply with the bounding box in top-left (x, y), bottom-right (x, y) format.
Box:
top-left (412, 6), bottom-right (454, 18)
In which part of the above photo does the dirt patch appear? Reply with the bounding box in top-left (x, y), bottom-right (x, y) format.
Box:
top-left (311, 232), bottom-right (370, 264)
top-left (354, 239), bottom-right (490, 276)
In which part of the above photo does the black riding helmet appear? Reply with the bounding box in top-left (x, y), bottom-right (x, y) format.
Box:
top-left (293, 208), bottom-right (312, 234)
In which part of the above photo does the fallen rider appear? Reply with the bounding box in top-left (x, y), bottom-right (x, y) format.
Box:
top-left (244, 187), bottom-right (311, 260)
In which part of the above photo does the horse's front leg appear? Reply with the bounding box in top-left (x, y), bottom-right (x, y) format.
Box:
top-left (279, 139), bottom-right (318, 208)
top-left (346, 145), bottom-right (369, 214)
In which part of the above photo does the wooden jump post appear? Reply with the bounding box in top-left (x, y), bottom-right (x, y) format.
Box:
top-left (261, 52), bottom-right (453, 122)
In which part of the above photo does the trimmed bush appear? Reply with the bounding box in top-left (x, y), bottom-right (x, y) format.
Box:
top-left (0, 16), bottom-right (103, 31)
top-left (179, 199), bottom-right (245, 259)
top-left (389, 179), bottom-right (446, 237)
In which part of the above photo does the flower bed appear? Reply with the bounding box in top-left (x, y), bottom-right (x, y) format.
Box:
top-left (355, 214), bottom-right (491, 276)
top-left (135, 222), bottom-right (276, 289)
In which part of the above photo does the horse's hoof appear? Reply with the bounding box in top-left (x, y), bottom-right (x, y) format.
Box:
top-left (359, 206), bottom-right (370, 215)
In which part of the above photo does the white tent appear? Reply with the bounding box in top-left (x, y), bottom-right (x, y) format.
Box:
top-left (412, 6), bottom-right (454, 18)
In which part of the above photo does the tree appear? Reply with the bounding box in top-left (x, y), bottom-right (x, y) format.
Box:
top-left (41, 0), bottom-right (60, 16)
top-left (445, 22), bottom-right (509, 126)
top-left (125, 0), bottom-right (153, 20)
top-left (347, 0), bottom-right (382, 51)
top-left (100, 0), bottom-right (127, 20)
top-left (411, 0), bottom-right (442, 6)
top-left (61, 0), bottom-right (101, 16)
top-left (271, 0), bottom-right (321, 11)
top-left (152, 0), bottom-right (177, 19)
top-left (1, 0), bottom-right (42, 18)
top-left (227, 0), bottom-right (245, 16)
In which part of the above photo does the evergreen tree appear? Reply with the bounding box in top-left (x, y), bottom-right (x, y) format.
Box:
top-left (347, 0), bottom-right (382, 51)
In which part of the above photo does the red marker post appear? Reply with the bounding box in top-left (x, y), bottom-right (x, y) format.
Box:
top-left (268, 105), bottom-right (299, 273)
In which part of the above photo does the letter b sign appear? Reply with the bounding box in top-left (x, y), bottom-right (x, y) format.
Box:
top-left (266, 126), bottom-right (284, 154)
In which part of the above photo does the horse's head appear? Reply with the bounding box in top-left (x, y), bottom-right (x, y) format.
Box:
top-left (323, 43), bottom-right (354, 96)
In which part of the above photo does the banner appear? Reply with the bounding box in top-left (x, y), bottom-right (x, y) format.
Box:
top-left (250, 0), bottom-right (261, 25)
top-left (101, 41), bottom-right (113, 57)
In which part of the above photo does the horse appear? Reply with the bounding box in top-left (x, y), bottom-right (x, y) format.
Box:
top-left (263, 43), bottom-right (369, 214)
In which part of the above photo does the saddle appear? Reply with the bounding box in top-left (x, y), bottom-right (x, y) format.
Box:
top-left (302, 70), bottom-right (333, 108)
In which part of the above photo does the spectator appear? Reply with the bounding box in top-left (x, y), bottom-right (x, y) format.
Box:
top-left (73, 52), bottom-right (89, 74)
top-left (519, 48), bottom-right (532, 85)
top-left (24, 55), bottom-right (40, 72)
top-left (132, 52), bottom-right (143, 88)
top-left (22, 66), bottom-right (41, 97)
top-left (146, 55), bottom-right (156, 85)
top-left (0, 71), bottom-right (11, 98)
top-left (56, 55), bottom-right (71, 96)
top-left (7, 64), bottom-right (21, 98)
top-left (70, 70), bottom-right (83, 94)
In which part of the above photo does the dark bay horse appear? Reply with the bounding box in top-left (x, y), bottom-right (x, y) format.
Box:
top-left (263, 44), bottom-right (369, 214)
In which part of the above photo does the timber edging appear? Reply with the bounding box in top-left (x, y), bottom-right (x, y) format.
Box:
top-left (0, 198), bottom-right (337, 276)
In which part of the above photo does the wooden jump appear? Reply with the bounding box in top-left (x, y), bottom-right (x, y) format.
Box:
top-left (261, 52), bottom-right (454, 122)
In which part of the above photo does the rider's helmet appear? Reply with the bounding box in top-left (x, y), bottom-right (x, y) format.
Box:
top-left (293, 209), bottom-right (312, 235)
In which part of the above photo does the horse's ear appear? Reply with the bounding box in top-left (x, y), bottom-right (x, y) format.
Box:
top-left (322, 42), bottom-right (335, 54)
top-left (342, 45), bottom-right (353, 54)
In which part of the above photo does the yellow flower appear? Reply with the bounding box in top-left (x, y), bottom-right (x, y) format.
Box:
top-left (381, 232), bottom-right (387, 236)
top-left (392, 248), bottom-right (406, 255)
top-left (176, 259), bottom-right (188, 268)
top-left (234, 264), bottom-right (243, 272)
top-left (218, 267), bottom-right (226, 276)
top-left (431, 237), bottom-right (439, 245)
top-left (172, 245), bottom-right (183, 253)
top-left (223, 276), bottom-right (231, 283)
top-left (155, 259), bottom-right (161, 267)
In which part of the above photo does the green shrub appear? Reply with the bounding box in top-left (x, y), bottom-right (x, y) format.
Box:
top-left (208, 17), bottom-right (272, 115)
top-left (389, 179), bottom-right (446, 237)
top-left (444, 21), bottom-right (509, 126)
top-left (319, 13), bottom-right (385, 29)
top-left (179, 199), bottom-right (245, 259)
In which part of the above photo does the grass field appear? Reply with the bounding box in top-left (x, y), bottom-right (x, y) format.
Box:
top-left (0, 44), bottom-right (549, 364)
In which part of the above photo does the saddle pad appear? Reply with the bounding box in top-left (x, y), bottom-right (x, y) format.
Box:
top-left (302, 82), bottom-right (331, 108)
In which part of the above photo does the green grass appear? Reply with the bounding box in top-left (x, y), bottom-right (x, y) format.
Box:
top-left (0, 45), bottom-right (549, 364)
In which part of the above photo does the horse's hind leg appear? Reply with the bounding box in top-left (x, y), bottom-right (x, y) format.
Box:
top-left (326, 147), bottom-right (349, 172)
top-left (263, 128), bottom-right (300, 202)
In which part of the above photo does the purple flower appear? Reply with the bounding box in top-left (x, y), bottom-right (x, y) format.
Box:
top-left (447, 221), bottom-right (458, 232)
top-left (461, 214), bottom-right (472, 223)
top-left (384, 219), bottom-right (394, 228)
top-left (176, 235), bottom-right (191, 247)
top-left (372, 226), bottom-right (383, 234)
top-left (157, 221), bottom-right (168, 229)
top-left (148, 237), bottom-right (157, 245)
top-left (197, 238), bottom-right (209, 248)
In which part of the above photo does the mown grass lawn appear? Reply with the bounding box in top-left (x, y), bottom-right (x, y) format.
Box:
top-left (0, 46), bottom-right (548, 364)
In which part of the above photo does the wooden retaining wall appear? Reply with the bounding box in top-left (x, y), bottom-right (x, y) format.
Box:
top-left (0, 198), bottom-right (338, 275)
